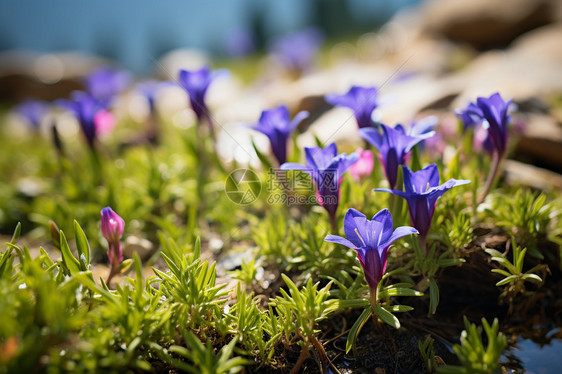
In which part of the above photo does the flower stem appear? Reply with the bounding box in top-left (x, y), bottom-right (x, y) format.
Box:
top-left (329, 212), bottom-right (338, 233)
top-left (419, 235), bottom-right (427, 257)
top-left (290, 343), bottom-right (309, 374)
top-left (368, 287), bottom-right (380, 328)
top-left (478, 151), bottom-right (501, 204)
top-left (106, 262), bottom-right (119, 286)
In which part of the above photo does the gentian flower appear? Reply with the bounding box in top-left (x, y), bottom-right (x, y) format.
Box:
top-left (270, 28), bottom-right (323, 74)
top-left (57, 91), bottom-right (115, 149)
top-left (178, 65), bottom-right (224, 125)
top-left (474, 93), bottom-right (512, 157)
top-left (251, 105), bottom-right (309, 165)
top-left (348, 148), bottom-right (374, 182)
top-left (325, 86), bottom-right (379, 129)
top-left (15, 99), bottom-right (49, 129)
top-left (101, 207), bottom-right (125, 283)
top-left (455, 102), bottom-right (483, 132)
top-left (325, 208), bottom-right (418, 293)
top-left (456, 93), bottom-right (512, 203)
top-left (407, 116), bottom-right (438, 138)
top-left (281, 143), bottom-right (358, 230)
top-left (456, 93), bottom-right (512, 157)
top-left (360, 124), bottom-right (433, 189)
top-left (84, 66), bottom-right (131, 105)
top-left (375, 164), bottom-right (470, 253)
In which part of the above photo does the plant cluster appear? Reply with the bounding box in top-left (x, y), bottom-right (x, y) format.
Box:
top-left (0, 59), bottom-right (560, 374)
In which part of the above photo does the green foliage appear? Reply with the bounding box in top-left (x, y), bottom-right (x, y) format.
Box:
top-left (225, 284), bottom-right (279, 365)
top-left (485, 239), bottom-right (545, 303)
top-left (437, 317), bottom-right (507, 374)
top-left (419, 335), bottom-right (438, 373)
top-left (344, 277), bottom-right (423, 353)
top-left (153, 236), bottom-right (229, 332)
top-left (168, 331), bottom-right (250, 374)
top-left (271, 274), bottom-right (338, 345)
top-left (228, 257), bottom-right (263, 286)
top-left (439, 212), bottom-right (473, 254)
top-left (487, 189), bottom-right (554, 258)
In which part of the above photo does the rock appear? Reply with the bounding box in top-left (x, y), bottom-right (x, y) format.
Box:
top-left (504, 160), bottom-right (562, 190)
top-left (419, 0), bottom-right (557, 48)
top-left (515, 113), bottom-right (562, 171)
top-left (0, 51), bottom-right (106, 102)
top-left (451, 48), bottom-right (562, 106)
top-left (509, 22), bottom-right (562, 65)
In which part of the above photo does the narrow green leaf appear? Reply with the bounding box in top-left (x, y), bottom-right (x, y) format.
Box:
top-left (521, 273), bottom-right (542, 283)
top-left (376, 304), bottom-right (400, 329)
top-left (120, 258), bottom-right (134, 273)
top-left (496, 275), bottom-right (518, 286)
top-left (194, 236), bottom-right (201, 260)
top-left (60, 230), bottom-right (81, 274)
top-left (251, 139), bottom-right (273, 170)
top-left (346, 307), bottom-right (371, 353)
top-left (429, 278), bottom-right (439, 315)
top-left (387, 305), bottom-right (413, 313)
top-left (9, 222), bottom-right (21, 245)
top-left (491, 269), bottom-right (512, 277)
top-left (73, 220), bottom-right (90, 265)
top-left (333, 299), bottom-right (370, 309)
top-left (379, 287), bottom-right (423, 298)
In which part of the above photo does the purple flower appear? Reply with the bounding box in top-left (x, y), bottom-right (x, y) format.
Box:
top-left (281, 143), bottom-right (358, 227)
top-left (476, 93), bottom-right (512, 156)
top-left (325, 86), bottom-right (379, 129)
top-left (456, 93), bottom-right (512, 156)
top-left (101, 207), bottom-right (125, 267)
top-left (325, 208), bottom-right (418, 290)
top-left (16, 99), bottom-right (49, 129)
top-left (57, 91), bottom-right (114, 148)
top-left (375, 164), bottom-right (470, 247)
top-left (455, 102), bottom-right (483, 132)
top-left (178, 65), bottom-right (224, 123)
top-left (360, 124), bottom-right (433, 189)
top-left (270, 28), bottom-right (323, 73)
top-left (251, 105), bottom-right (308, 165)
top-left (85, 66), bottom-right (131, 104)
top-left (407, 116), bottom-right (438, 138)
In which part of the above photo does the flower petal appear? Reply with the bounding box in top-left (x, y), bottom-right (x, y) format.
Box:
top-left (324, 234), bottom-right (359, 249)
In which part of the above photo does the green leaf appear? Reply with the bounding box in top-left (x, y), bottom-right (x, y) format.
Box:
top-left (251, 139), bottom-right (273, 170)
top-left (73, 220), bottom-right (90, 265)
top-left (120, 258), bottom-right (134, 273)
top-left (333, 299), bottom-right (370, 309)
top-left (429, 278), bottom-right (439, 315)
top-left (379, 287), bottom-right (423, 298)
top-left (491, 269), bottom-right (512, 277)
top-left (9, 222), bottom-right (21, 245)
top-left (496, 275), bottom-right (518, 286)
top-left (386, 305), bottom-right (413, 313)
top-left (60, 230), bottom-right (81, 274)
top-left (521, 273), bottom-right (542, 283)
top-left (376, 304), bottom-right (400, 329)
top-left (346, 307), bottom-right (371, 354)
top-left (314, 134), bottom-right (324, 148)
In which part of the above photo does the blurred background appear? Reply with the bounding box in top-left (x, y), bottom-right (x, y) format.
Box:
top-left (0, 0), bottom-right (419, 74)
